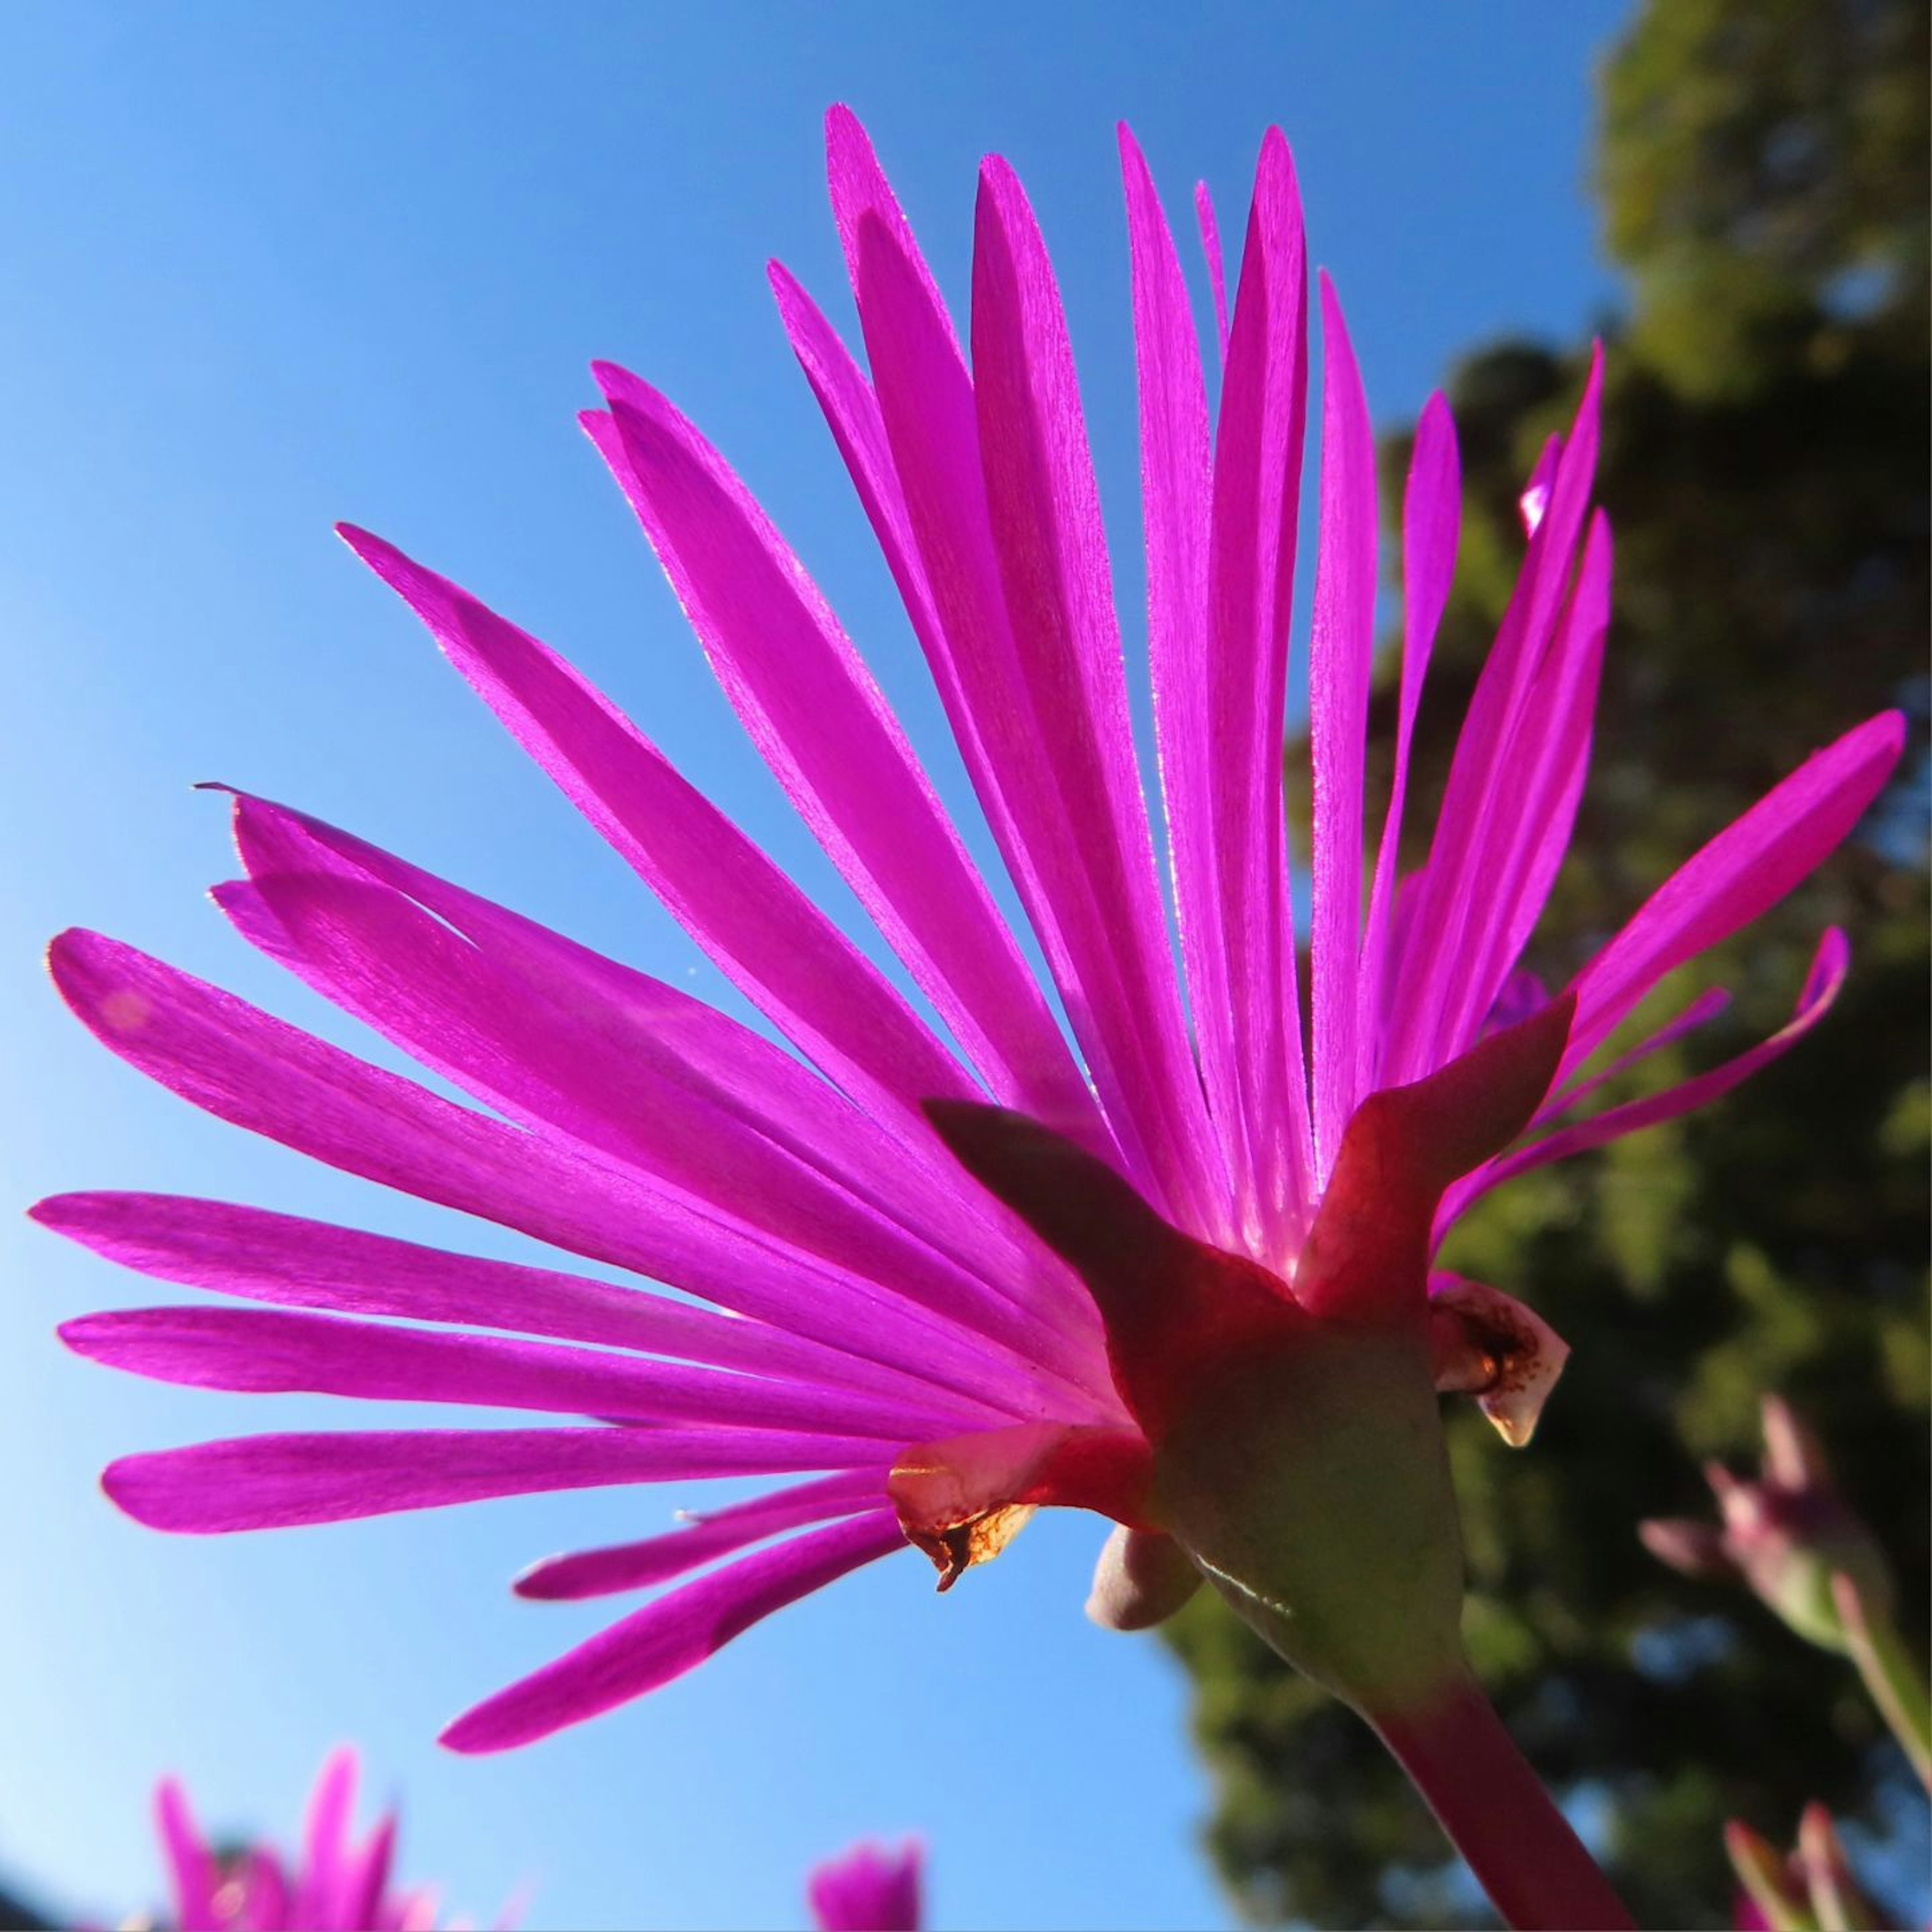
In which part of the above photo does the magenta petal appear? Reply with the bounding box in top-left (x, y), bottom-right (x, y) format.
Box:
top-left (292, 1747), bottom-right (359, 1931)
top-left (1120, 127), bottom-right (1246, 1225)
top-left (223, 862), bottom-right (1092, 1397)
top-left (343, 1813), bottom-right (399, 1932)
top-left (514, 1469), bottom-right (887, 1600)
top-left (49, 930), bottom-right (1055, 1415)
top-left (157, 1778), bottom-right (219, 1932)
top-left (61, 1304), bottom-right (947, 1441)
top-left (769, 261), bottom-right (950, 661)
top-left (223, 791), bottom-right (1103, 1370)
top-left (34, 1192), bottom-right (989, 1420)
top-left (819, 110), bottom-right (1080, 1001)
top-left (1201, 128), bottom-right (1317, 1251)
top-left (336, 525), bottom-right (977, 1150)
top-left (808, 1839), bottom-right (925, 1932)
top-left (1447, 930), bottom-right (1854, 1227)
top-left (104, 1428), bottom-right (892, 1533)
top-left (588, 370), bottom-right (1099, 1149)
top-left (1359, 393), bottom-right (1461, 1094)
top-left (969, 154), bottom-right (1232, 1244)
top-left (441, 1512), bottom-right (908, 1752)
top-left (1562, 712), bottom-right (1905, 1071)
top-left (1540, 985), bottom-right (1732, 1125)
top-left (1388, 354), bottom-right (1605, 1083)
top-left (1466, 511), bottom-right (1616, 1032)
top-left (1194, 180), bottom-right (1230, 358)
top-left (1308, 274), bottom-right (1379, 1182)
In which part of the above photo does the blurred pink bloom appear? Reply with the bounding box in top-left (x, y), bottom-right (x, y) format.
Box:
top-left (1642, 1393), bottom-right (1893, 1650)
top-left (42, 106), bottom-right (1902, 1758)
top-left (149, 1749), bottom-right (470, 1931)
top-left (807, 1841), bottom-right (923, 1932)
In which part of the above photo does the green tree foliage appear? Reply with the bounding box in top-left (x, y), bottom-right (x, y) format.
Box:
top-left (1167, 1), bottom-right (1929, 1923)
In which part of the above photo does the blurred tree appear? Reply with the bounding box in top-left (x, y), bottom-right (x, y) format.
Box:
top-left (1167, 0), bottom-right (1929, 1924)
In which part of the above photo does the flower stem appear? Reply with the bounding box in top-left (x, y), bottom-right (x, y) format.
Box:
top-left (1833, 1571), bottom-right (1932, 1793)
top-left (1371, 1672), bottom-right (1636, 1930)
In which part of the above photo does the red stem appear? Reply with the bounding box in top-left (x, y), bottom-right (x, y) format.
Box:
top-left (1371, 1674), bottom-right (1637, 1930)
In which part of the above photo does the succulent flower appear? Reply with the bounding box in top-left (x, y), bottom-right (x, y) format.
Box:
top-left (44, 105), bottom-right (1901, 1929)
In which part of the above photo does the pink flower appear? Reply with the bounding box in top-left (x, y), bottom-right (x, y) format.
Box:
top-left (42, 107), bottom-right (1900, 1776)
top-left (807, 1841), bottom-right (923, 1932)
top-left (148, 1748), bottom-right (463, 1931)
top-left (1642, 1393), bottom-right (1894, 1651)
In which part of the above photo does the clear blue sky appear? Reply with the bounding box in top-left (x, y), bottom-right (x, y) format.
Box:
top-left (0, 4), bottom-right (1632, 1926)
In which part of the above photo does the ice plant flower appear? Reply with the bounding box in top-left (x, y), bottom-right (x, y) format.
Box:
top-left (1645, 1395), bottom-right (1932, 1790)
top-left (1724, 1808), bottom-right (1880, 1932)
top-left (144, 1748), bottom-right (470, 1931)
top-left (42, 108), bottom-right (1903, 1927)
top-left (807, 1841), bottom-right (923, 1932)
top-left (1641, 1394), bottom-right (1895, 1652)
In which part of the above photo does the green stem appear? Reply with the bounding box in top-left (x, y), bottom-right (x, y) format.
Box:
top-left (1371, 1673), bottom-right (1637, 1931)
top-left (1833, 1571), bottom-right (1932, 1792)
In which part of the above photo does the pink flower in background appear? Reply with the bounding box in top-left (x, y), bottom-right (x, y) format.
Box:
top-left (147, 1748), bottom-right (468, 1931)
top-left (1641, 1393), bottom-right (1894, 1651)
top-left (807, 1840), bottom-right (923, 1932)
top-left (42, 101), bottom-right (1902, 1779)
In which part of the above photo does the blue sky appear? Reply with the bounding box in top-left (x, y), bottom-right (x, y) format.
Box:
top-left (0, 4), bottom-right (1632, 1926)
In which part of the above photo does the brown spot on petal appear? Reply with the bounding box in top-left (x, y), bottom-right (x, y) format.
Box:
top-left (1427, 1275), bottom-right (1570, 1447)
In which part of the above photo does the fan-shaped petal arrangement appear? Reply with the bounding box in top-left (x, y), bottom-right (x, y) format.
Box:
top-left (146, 1747), bottom-right (494, 1931)
top-left (44, 107), bottom-right (1901, 1901)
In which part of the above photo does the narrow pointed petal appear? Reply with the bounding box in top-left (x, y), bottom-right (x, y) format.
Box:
top-left (1536, 985), bottom-right (1731, 1126)
top-left (292, 1747), bottom-right (359, 1931)
top-left (768, 262), bottom-right (948, 656)
top-left (104, 1428), bottom-right (892, 1534)
top-left (1638, 1516), bottom-right (1737, 1579)
top-left (825, 106), bottom-right (952, 340)
top-left (223, 790), bottom-right (1102, 1362)
top-left (1309, 275), bottom-right (1380, 1180)
top-left (1197, 128), bottom-right (1317, 1248)
top-left (1120, 127), bottom-right (1251, 1228)
top-left (49, 930), bottom-right (1052, 1415)
top-left (969, 155), bottom-right (1229, 1241)
top-left (1760, 1394), bottom-right (1834, 1491)
top-left (1194, 180), bottom-right (1230, 355)
top-left (587, 371), bottom-right (1099, 1147)
top-left (816, 109), bottom-right (1078, 1004)
top-left (515, 1470), bottom-right (888, 1601)
top-left (441, 1512), bottom-right (908, 1752)
top-left (32, 1192), bottom-right (1001, 1424)
top-left (1359, 395), bottom-right (1461, 1093)
top-left (157, 1779), bottom-right (219, 1932)
top-left (1450, 930), bottom-right (1853, 1222)
top-left (62, 1304), bottom-right (948, 1440)
top-left (1388, 355), bottom-right (1605, 1082)
top-left (336, 525), bottom-right (976, 1147)
top-left (221, 863), bottom-right (1093, 1394)
top-left (1561, 714), bottom-right (1904, 1072)
top-left (344, 1814), bottom-right (399, 1932)
top-left (1450, 511), bottom-right (1615, 1052)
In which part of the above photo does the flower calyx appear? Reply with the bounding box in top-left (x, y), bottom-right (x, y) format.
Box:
top-left (907, 997), bottom-right (1578, 1712)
